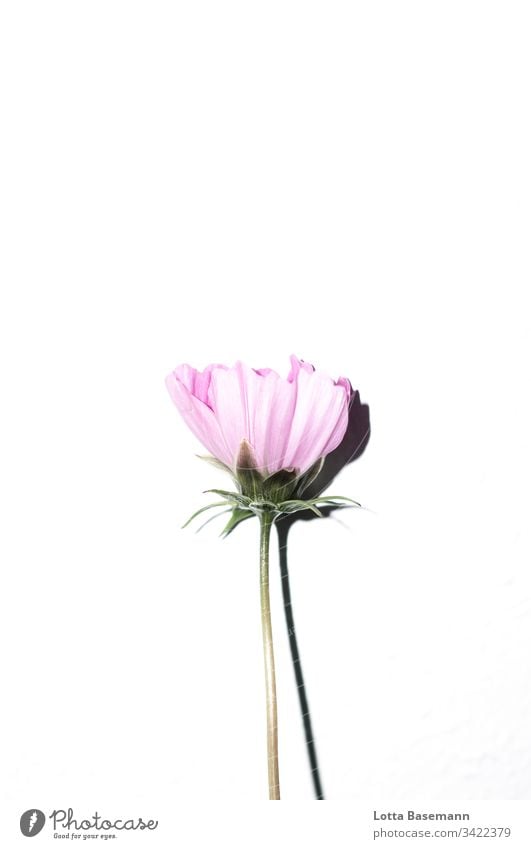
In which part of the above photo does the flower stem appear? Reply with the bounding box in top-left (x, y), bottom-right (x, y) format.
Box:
top-left (259, 510), bottom-right (280, 800)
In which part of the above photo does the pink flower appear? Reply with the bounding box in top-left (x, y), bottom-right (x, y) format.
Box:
top-left (165, 355), bottom-right (351, 477)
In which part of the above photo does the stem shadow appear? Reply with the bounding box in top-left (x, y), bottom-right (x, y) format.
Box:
top-left (276, 389), bottom-right (370, 799)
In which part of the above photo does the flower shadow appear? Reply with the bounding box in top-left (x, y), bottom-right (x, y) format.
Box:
top-left (276, 391), bottom-right (370, 799)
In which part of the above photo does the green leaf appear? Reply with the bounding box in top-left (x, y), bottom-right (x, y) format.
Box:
top-left (279, 499), bottom-right (324, 518)
top-left (181, 502), bottom-right (228, 529)
top-left (195, 507), bottom-right (233, 534)
top-left (311, 495), bottom-right (361, 507)
top-left (220, 507), bottom-right (254, 538)
top-left (204, 489), bottom-right (252, 508)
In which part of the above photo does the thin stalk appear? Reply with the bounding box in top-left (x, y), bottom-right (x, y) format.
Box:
top-left (259, 510), bottom-right (280, 800)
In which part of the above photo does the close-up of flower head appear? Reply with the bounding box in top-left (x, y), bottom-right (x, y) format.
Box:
top-left (166, 355), bottom-right (354, 509)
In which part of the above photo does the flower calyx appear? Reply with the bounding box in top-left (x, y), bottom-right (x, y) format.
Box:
top-left (183, 440), bottom-right (360, 537)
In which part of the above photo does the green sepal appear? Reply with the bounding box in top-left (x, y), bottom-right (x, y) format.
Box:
top-left (204, 489), bottom-right (252, 508)
top-left (195, 507), bottom-right (233, 533)
top-left (293, 457), bottom-right (325, 497)
top-left (181, 501), bottom-right (228, 529)
top-left (220, 507), bottom-right (254, 538)
top-left (234, 439), bottom-right (263, 500)
top-left (261, 468), bottom-right (299, 502)
top-left (183, 492), bottom-right (361, 531)
top-left (311, 495), bottom-right (361, 507)
top-left (183, 448), bottom-right (362, 536)
top-left (247, 499), bottom-right (278, 512)
top-left (278, 499), bottom-right (324, 517)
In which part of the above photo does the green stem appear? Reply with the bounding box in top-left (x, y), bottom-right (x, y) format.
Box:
top-left (259, 510), bottom-right (280, 800)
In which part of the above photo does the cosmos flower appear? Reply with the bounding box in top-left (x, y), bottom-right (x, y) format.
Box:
top-left (165, 353), bottom-right (367, 800)
top-left (165, 355), bottom-right (351, 480)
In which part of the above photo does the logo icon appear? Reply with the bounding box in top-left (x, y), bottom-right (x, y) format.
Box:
top-left (20, 809), bottom-right (45, 837)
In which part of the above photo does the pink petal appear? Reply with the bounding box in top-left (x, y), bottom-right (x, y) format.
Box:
top-left (336, 376), bottom-right (353, 401)
top-left (172, 362), bottom-right (227, 407)
top-left (253, 367), bottom-right (278, 377)
top-left (165, 371), bottom-right (232, 465)
top-left (167, 356), bottom-right (352, 476)
top-left (287, 354), bottom-right (315, 382)
top-left (283, 367), bottom-right (350, 473)
top-left (246, 367), bottom-right (297, 473)
top-left (207, 362), bottom-right (299, 474)
top-left (206, 363), bottom-right (252, 467)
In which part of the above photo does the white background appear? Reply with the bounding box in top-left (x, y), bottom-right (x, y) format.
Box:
top-left (1, 0), bottom-right (531, 835)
